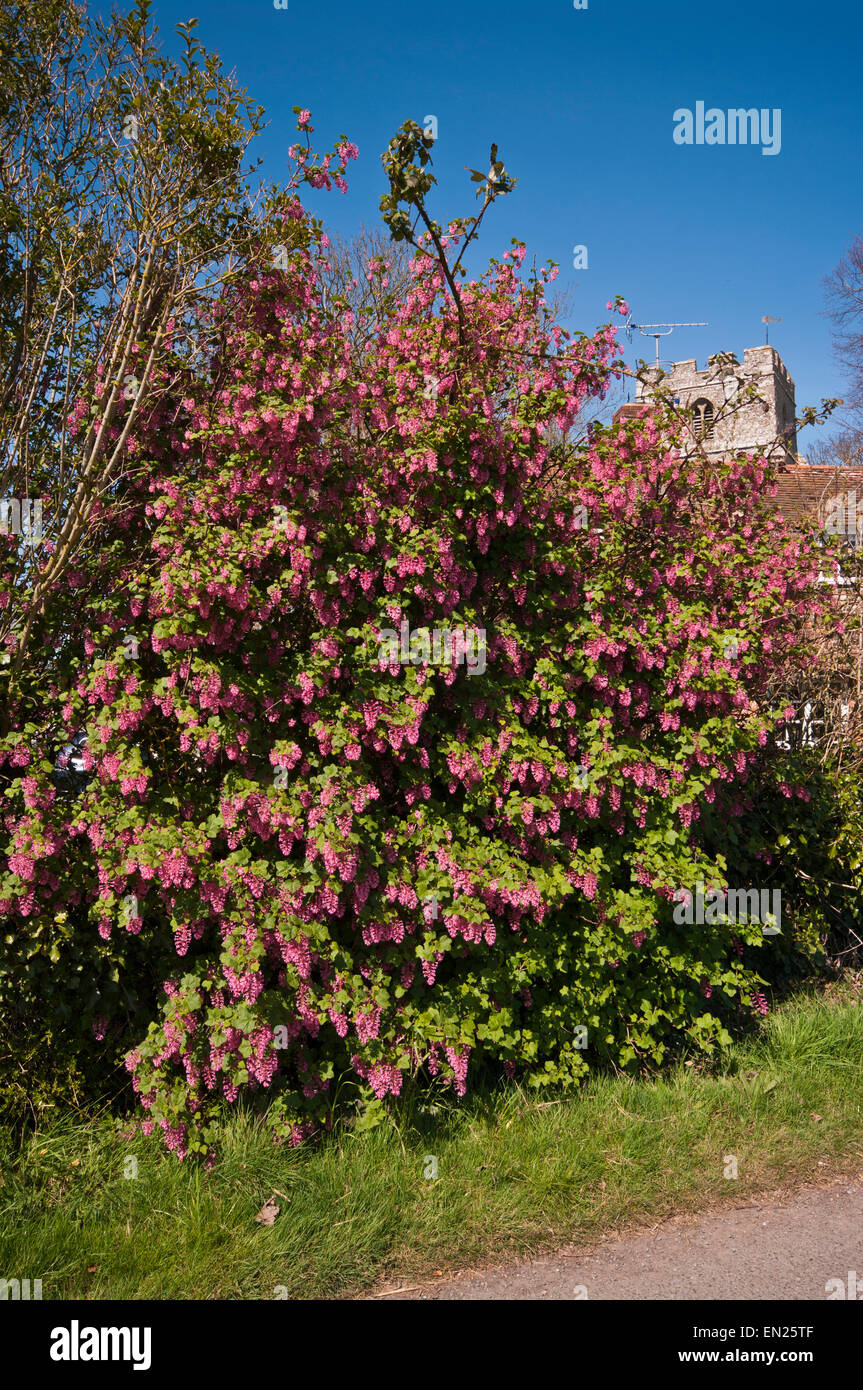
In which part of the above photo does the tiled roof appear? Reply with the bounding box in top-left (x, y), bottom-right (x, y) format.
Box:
top-left (769, 465), bottom-right (863, 526)
top-left (612, 403), bottom-right (650, 426)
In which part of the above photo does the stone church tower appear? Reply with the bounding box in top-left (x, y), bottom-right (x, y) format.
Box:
top-left (617, 345), bottom-right (798, 459)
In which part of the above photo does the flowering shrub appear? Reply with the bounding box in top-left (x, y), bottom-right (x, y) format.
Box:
top-left (0, 119), bottom-right (829, 1153)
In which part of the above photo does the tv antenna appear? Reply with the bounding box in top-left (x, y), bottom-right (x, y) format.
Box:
top-left (624, 317), bottom-right (708, 366)
top-left (762, 315), bottom-right (781, 345)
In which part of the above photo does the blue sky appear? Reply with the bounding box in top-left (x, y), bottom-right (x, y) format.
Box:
top-left (145, 0), bottom-right (863, 448)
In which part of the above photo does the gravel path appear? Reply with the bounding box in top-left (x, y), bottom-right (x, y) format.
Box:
top-left (368, 1173), bottom-right (863, 1300)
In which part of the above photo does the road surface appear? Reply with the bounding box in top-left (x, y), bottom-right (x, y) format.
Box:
top-left (368, 1174), bottom-right (863, 1300)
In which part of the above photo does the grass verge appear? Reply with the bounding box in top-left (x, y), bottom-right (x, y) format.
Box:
top-left (1, 981), bottom-right (861, 1299)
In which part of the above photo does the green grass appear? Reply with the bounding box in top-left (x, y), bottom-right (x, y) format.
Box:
top-left (1, 982), bottom-right (861, 1300)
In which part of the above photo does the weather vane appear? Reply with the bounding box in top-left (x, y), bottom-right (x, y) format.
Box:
top-left (762, 315), bottom-right (781, 345)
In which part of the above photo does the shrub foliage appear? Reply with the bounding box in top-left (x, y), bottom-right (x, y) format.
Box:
top-left (0, 118), bottom-right (843, 1152)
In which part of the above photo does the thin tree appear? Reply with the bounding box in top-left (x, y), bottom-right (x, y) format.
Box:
top-left (824, 232), bottom-right (863, 443)
top-left (0, 0), bottom-right (265, 713)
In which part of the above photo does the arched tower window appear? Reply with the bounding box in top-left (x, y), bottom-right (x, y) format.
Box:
top-left (692, 398), bottom-right (715, 441)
